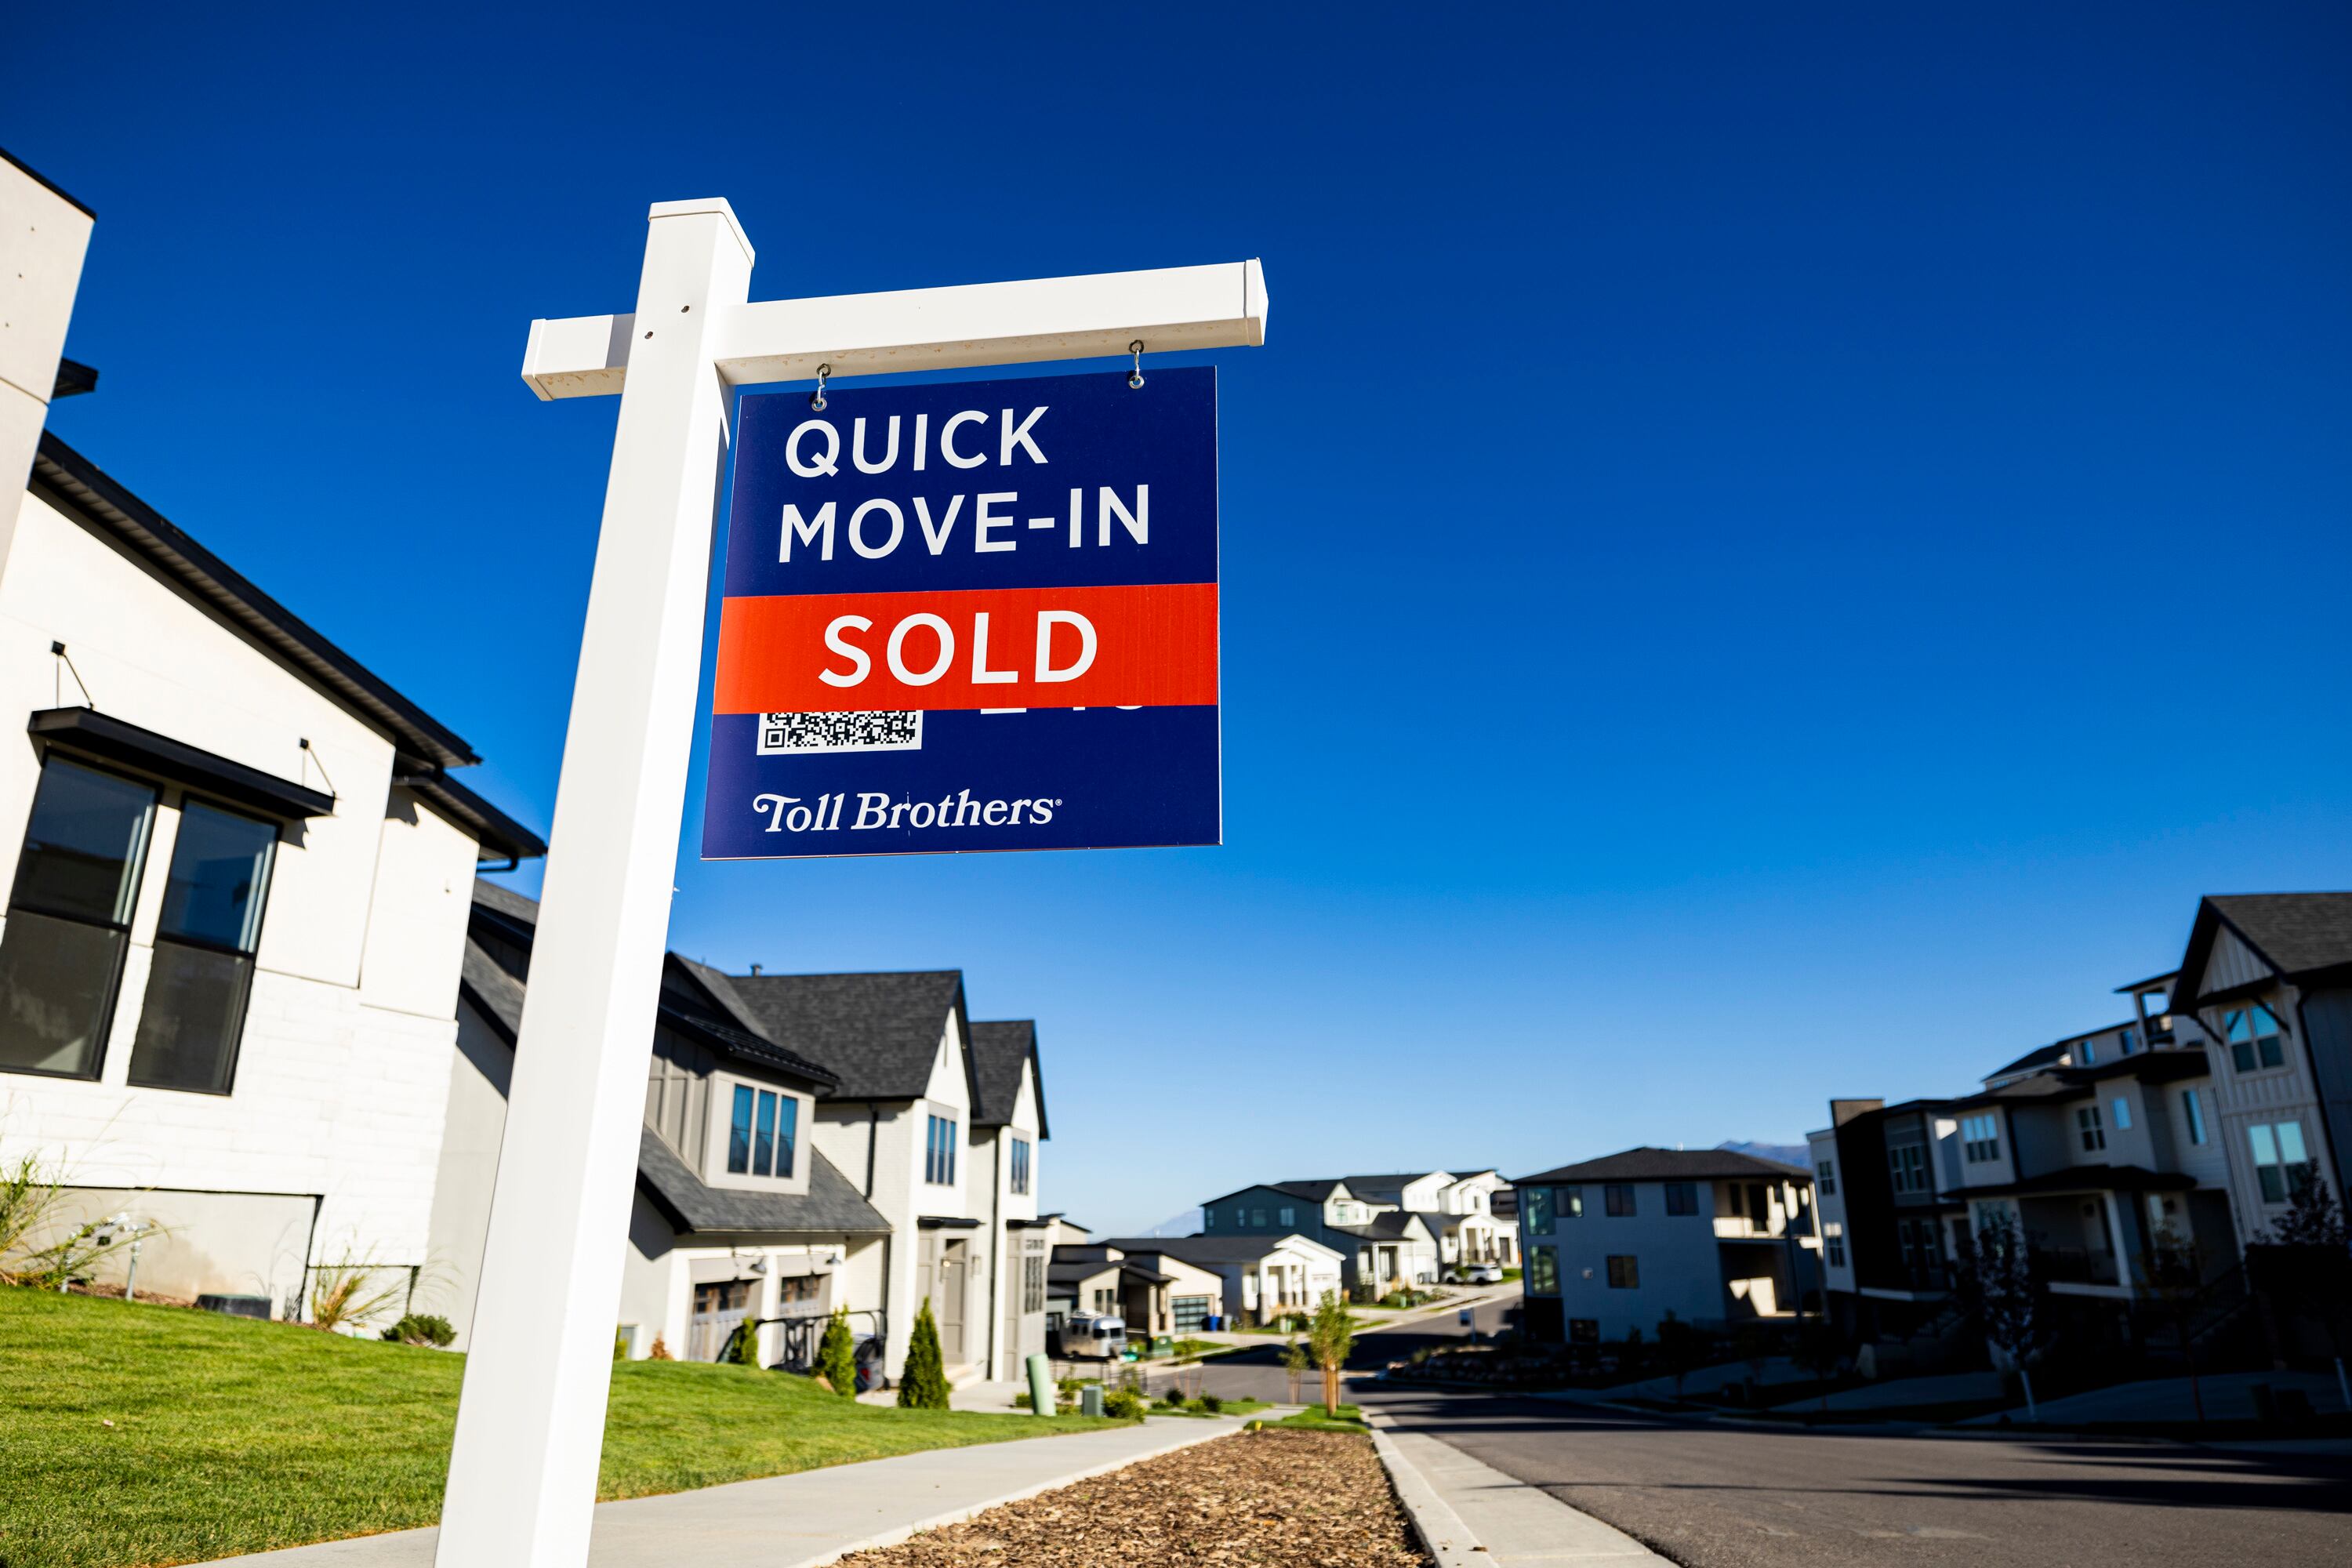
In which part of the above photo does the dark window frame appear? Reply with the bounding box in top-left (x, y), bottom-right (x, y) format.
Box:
top-left (1605, 1254), bottom-right (1639, 1289)
top-left (1603, 1183), bottom-right (1636, 1218)
top-left (0, 756), bottom-right (158, 1083)
top-left (125, 791), bottom-right (281, 1096)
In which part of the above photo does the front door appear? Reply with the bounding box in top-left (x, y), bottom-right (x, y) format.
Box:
top-left (932, 1239), bottom-right (967, 1363)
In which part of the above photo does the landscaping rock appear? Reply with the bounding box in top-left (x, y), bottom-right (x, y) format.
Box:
top-left (834, 1428), bottom-right (1428, 1566)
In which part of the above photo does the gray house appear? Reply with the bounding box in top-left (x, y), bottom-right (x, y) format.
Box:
top-left (1200, 1179), bottom-right (1440, 1289)
top-left (1514, 1148), bottom-right (1819, 1344)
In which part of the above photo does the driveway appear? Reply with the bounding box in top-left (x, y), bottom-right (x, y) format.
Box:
top-left (1357, 1382), bottom-right (2352, 1567)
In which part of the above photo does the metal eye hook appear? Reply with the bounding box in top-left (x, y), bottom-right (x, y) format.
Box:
top-left (1128, 339), bottom-right (1145, 390)
top-left (811, 363), bottom-right (832, 412)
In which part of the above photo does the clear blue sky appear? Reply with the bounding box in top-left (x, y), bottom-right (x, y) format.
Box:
top-left (14, 4), bottom-right (2348, 1235)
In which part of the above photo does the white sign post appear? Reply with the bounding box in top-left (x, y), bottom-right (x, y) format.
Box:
top-left (436, 198), bottom-right (1266, 1568)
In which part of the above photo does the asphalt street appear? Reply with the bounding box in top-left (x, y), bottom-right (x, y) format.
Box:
top-left (1356, 1377), bottom-right (2352, 1568)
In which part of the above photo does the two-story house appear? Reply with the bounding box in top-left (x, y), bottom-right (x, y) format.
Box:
top-left (1809, 967), bottom-right (2236, 1341)
top-left (0, 150), bottom-right (544, 1314)
top-left (432, 887), bottom-right (891, 1364)
top-left (1200, 1178), bottom-right (1440, 1290)
top-left (722, 968), bottom-right (1048, 1385)
top-left (2166, 895), bottom-right (2351, 1243)
top-left (1512, 1148), bottom-right (1818, 1344)
top-left (1341, 1169), bottom-right (1518, 1271)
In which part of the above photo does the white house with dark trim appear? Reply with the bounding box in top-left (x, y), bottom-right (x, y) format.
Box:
top-left (0, 145), bottom-right (544, 1316)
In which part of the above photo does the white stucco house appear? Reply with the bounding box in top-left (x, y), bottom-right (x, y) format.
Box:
top-left (433, 887), bottom-right (1051, 1384)
top-left (1106, 1232), bottom-right (1343, 1327)
top-left (0, 145), bottom-right (543, 1316)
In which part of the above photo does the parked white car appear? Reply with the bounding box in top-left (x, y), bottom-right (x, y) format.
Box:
top-left (1466, 1264), bottom-right (1504, 1284)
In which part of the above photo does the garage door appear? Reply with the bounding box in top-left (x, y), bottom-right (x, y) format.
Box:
top-left (1172, 1295), bottom-right (1210, 1333)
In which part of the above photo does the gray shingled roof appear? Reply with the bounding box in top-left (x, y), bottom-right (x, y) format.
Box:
top-left (635, 1128), bottom-right (889, 1236)
top-left (461, 885), bottom-right (836, 1087)
top-left (970, 1020), bottom-right (1047, 1137)
top-left (1515, 1147), bottom-right (1811, 1185)
top-left (1101, 1234), bottom-right (1341, 1264)
top-left (1986, 1042), bottom-right (2069, 1080)
top-left (725, 971), bottom-right (967, 1102)
top-left (2210, 894), bottom-right (2352, 977)
top-left (1343, 1172), bottom-right (1454, 1194)
top-left (1330, 1211), bottom-right (1430, 1242)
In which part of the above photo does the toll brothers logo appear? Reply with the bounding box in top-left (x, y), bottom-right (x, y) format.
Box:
top-left (752, 710), bottom-right (1061, 833)
top-left (753, 789), bottom-right (1063, 834)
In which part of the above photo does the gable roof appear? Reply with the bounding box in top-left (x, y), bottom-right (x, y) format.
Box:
top-left (724, 971), bottom-right (968, 1102)
top-left (1343, 1172), bottom-right (1454, 1194)
top-left (460, 884), bottom-right (835, 1087)
top-left (1101, 1233), bottom-right (1345, 1265)
top-left (32, 433), bottom-right (479, 772)
top-left (1332, 1210), bottom-right (1432, 1242)
top-left (635, 1127), bottom-right (887, 1236)
top-left (1984, 1042), bottom-right (2071, 1083)
top-left (1200, 1178), bottom-right (1351, 1209)
top-left (1515, 1147), bottom-right (1811, 1185)
top-left (970, 1020), bottom-right (1048, 1138)
top-left (2175, 894), bottom-right (2352, 1004)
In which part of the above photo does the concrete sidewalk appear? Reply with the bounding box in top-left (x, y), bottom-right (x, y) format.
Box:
top-left (1370, 1416), bottom-right (1666, 1565)
top-left (203, 1417), bottom-right (1236, 1567)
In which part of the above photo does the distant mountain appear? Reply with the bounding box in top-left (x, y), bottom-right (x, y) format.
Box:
top-left (1131, 1207), bottom-right (1204, 1238)
top-left (1716, 1140), bottom-right (1809, 1171)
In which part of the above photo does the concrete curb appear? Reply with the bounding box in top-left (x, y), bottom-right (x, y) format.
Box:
top-left (1367, 1422), bottom-right (1485, 1568)
top-left (779, 1416), bottom-right (1238, 1568)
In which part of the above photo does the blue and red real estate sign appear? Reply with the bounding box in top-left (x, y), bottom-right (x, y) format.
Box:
top-left (700, 368), bottom-right (1220, 858)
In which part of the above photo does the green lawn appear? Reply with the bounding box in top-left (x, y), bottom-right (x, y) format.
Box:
top-left (1264, 1403), bottom-right (1367, 1432)
top-left (0, 1289), bottom-right (1120, 1568)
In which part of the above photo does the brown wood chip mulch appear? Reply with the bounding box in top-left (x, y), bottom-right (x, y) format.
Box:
top-left (833, 1428), bottom-right (1430, 1567)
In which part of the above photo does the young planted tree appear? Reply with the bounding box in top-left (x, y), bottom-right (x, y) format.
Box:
top-left (898, 1298), bottom-right (953, 1409)
top-left (1958, 1212), bottom-right (2045, 1420)
top-left (728, 1318), bottom-right (764, 1367)
top-left (2137, 1224), bottom-right (2207, 1424)
top-left (1308, 1290), bottom-right (1355, 1415)
top-left (818, 1307), bottom-right (859, 1397)
top-left (1656, 1311), bottom-right (1704, 1399)
top-left (1282, 1331), bottom-right (1308, 1404)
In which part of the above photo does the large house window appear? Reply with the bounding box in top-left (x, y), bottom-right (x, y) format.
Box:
top-left (1010, 1135), bottom-right (1031, 1195)
top-left (2182, 1089), bottom-right (2208, 1145)
top-left (1523, 1187), bottom-right (1555, 1234)
top-left (0, 759), bottom-right (156, 1080)
top-left (126, 800), bottom-right (277, 1094)
top-left (1278, 1205), bottom-right (1294, 1225)
top-left (2076, 1105), bottom-right (2106, 1152)
top-left (1603, 1184), bottom-right (1635, 1218)
top-left (1022, 1250), bottom-right (1046, 1313)
top-left (2223, 1006), bottom-right (2288, 1073)
top-left (1664, 1182), bottom-right (1697, 1216)
top-left (1251, 1207), bottom-right (1267, 1226)
top-left (1817, 1160), bottom-right (1836, 1195)
top-left (1824, 1222), bottom-right (1846, 1269)
top-left (2111, 1098), bottom-right (2132, 1132)
top-left (2119, 1028), bottom-right (2138, 1057)
top-left (727, 1085), bottom-right (797, 1178)
top-left (1606, 1255), bottom-right (1639, 1289)
top-left (1888, 1144), bottom-right (1929, 1194)
top-left (1961, 1114), bottom-right (2000, 1163)
top-left (2249, 1122), bottom-right (2314, 1203)
top-left (924, 1113), bottom-right (958, 1185)
top-left (1526, 1244), bottom-right (1559, 1295)
top-left (1559, 1185), bottom-right (1583, 1219)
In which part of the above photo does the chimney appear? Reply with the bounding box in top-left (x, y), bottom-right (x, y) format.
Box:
top-left (749, 964), bottom-right (763, 976)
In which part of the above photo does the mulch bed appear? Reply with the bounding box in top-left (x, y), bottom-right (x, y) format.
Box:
top-left (833, 1428), bottom-right (1428, 1566)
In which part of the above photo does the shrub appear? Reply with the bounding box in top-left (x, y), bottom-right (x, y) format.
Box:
top-left (818, 1308), bottom-right (858, 1397)
top-left (648, 1332), bottom-right (674, 1360)
top-left (728, 1319), bottom-right (763, 1367)
top-left (1200, 1392), bottom-right (1224, 1414)
top-left (898, 1300), bottom-right (952, 1409)
top-left (1160, 1386), bottom-right (1189, 1409)
top-left (1102, 1388), bottom-right (1145, 1419)
top-left (381, 1312), bottom-right (456, 1348)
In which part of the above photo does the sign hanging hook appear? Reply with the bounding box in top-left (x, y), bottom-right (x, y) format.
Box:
top-left (810, 363), bottom-right (832, 412)
top-left (1127, 340), bottom-right (1145, 390)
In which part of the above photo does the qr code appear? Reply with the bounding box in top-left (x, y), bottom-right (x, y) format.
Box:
top-left (757, 711), bottom-right (923, 756)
